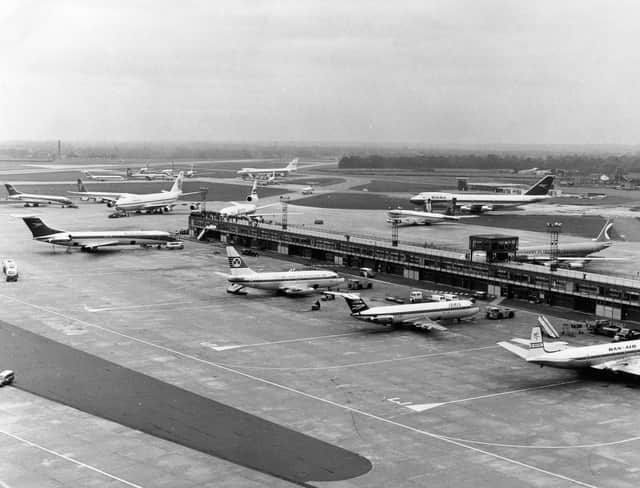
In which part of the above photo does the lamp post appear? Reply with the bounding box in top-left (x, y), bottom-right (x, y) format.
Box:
top-left (280, 195), bottom-right (290, 230)
top-left (199, 186), bottom-right (208, 214)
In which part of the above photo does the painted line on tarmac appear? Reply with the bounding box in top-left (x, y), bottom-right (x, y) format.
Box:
top-left (0, 293), bottom-right (600, 488)
top-left (212, 345), bottom-right (500, 370)
top-left (0, 429), bottom-right (144, 488)
top-left (84, 300), bottom-right (194, 312)
top-left (201, 331), bottom-right (364, 351)
top-left (406, 379), bottom-right (580, 412)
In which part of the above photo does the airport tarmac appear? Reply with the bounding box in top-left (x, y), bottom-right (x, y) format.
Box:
top-left (2, 202), bottom-right (640, 487)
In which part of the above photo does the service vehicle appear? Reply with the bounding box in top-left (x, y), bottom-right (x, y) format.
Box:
top-left (347, 278), bottom-right (372, 290)
top-left (165, 241), bottom-right (184, 250)
top-left (613, 328), bottom-right (640, 342)
top-left (240, 248), bottom-right (259, 257)
top-left (486, 305), bottom-right (515, 319)
top-left (589, 319), bottom-right (620, 337)
top-left (2, 259), bottom-right (18, 282)
top-left (0, 370), bottom-right (14, 386)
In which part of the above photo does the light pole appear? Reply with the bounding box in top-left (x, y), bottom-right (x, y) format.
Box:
top-left (280, 195), bottom-right (290, 230)
top-left (199, 186), bottom-right (208, 214)
top-left (546, 221), bottom-right (562, 271)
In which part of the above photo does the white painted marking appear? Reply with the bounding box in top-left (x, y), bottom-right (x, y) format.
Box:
top-left (202, 332), bottom-right (363, 351)
top-left (84, 300), bottom-right (193, 312)
top-left (215, 345), bottom-right (500, 371)
top-left (387, 397), bottom-right (413, 407)
top-left (0, 293), bottom-right (600, 488)
top-left (0, 429), bottom-right (144, 487)
top-left (406, 380), bottom-right (579, 412)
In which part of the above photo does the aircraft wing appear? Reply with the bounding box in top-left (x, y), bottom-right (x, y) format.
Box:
top-left (80, 240), bottom-right (121, 250)
top-left (591, 357), bottom-right (640, 376)
top-left (404, 317), bottom-right (448, 331)
top-left (179, 191), bottom-right (203, 198)
top-left (68, 191), bottom-right (122, 202)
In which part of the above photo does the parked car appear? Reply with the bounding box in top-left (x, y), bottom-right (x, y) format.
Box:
top-left (240, 248), bottom-right (259, 257)
top-left (0, 370), bottom-right (15, 386)
top-left (2, 259), bottom-right (18, 282)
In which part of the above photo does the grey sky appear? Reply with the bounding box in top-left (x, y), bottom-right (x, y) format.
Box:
top-left (1, 0), bottom-right (639, 144)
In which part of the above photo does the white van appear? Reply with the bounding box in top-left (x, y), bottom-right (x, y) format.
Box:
top-left (2, 259), bottom-right (18, 282)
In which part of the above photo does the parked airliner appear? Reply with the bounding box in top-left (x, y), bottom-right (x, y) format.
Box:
top-left (21, 216), bottom-right (177, 251)
top-left (515, 220), bottom-right (618, 268)
top-left (237, 158), bottom-right (299, 179)
top-left (498, 326), bottom-right (640, 376)
top-left (112, 172), bottom-right (201, 215)
top-left (4, 184), bottom-right (76, 208)
top-left (331, 293), bottom-right (479, 330)
top-left (410, 175), bottom-right (554, 213)
top-left (223, 246), bottom-right (343, 295)
top-left (81, 170), bottom-right (124, 181)
top-left (219, 181), bottom-right (280, 219)
top-left (386, 208), bottom-right (461, 226)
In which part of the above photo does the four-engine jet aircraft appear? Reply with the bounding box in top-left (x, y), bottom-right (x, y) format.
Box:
top-left (498, 326), bottom-right (640, 376)
top-left (515, 220), bottom-right (619, 268)
top-left (81, 170), bottom-right (124, 181)
top-left (237, 158), bottom-right (299, 179)
top-left (331, 293), bottom-right (479, 330)
top-left (4, 184), bottom-right (76, 208)
top-left (21, 216), bottom-right (177, 251)
top-left (113, 172), bottom-right (201, 215)
top-left (223, 246), bottom-right (344, 295)
top-left (409, 175), bottom-right (554, 213)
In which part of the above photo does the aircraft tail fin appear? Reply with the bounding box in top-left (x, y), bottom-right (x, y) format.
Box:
top-left (341, 293), bottom-right (370, 314)
top-left (5, 184), bottom-right (20, 196)
top-left (170, 171), bottom-right (185, 193)
top-left (524, 175), bottom-right (554, 196)
top-left (287, 158), bottom-right (299, 171)
top-left (594, 219), bottom-right (614, 242)
top-left (497, 327), bottom-right (548, 360)
top-left (22, 216), bottom-right (63, 238)
top-left (246, 180), bottom-right (258, 203)
top-left (226, 246), bottom-right (255, 276)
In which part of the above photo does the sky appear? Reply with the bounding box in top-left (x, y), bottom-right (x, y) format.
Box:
top-left (1, 0), bottom-right (640, 144)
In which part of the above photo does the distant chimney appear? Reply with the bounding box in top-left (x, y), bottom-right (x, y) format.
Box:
top-left (57, 140), bottom-right (61, 159)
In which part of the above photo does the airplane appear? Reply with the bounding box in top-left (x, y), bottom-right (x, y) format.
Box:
top-left (498, 325), bottom-right (640, 376)
top-left (331, 292), bottom-right (479, 330)
top-left (113, 172), bottom-right (201, 215)
top-left (409, 175), bottom-right (554, 213)
top-left (126, 166), bottom-right (174, 180)
top-left (301, 185), bottom-right (314, 195)
top-left (4, 184), bottom-right (76, 208)
top-left (20, 216), bottom-right (178, 252)
top-left (218, 180), bottom-right (280, 219)
top-left (257, 172), bottom-right (277, 186)
top-left (515, 220), bottom-right (618, 268)
top-left (517, 167), bottom-right (552, 176)
top-left (81, 170), bottom-right (124, 181)
top-left (68, 179), bottom-right (128, 205)
top-left (237, 158), bottom-right (299, 179)
top-left (386, 208), bottom-right (461, 226)
top-left (223, 246), bottom-right (344, 295)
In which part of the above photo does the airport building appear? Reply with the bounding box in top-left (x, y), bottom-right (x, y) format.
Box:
top-left (190, 212), bottom-right (640, 322)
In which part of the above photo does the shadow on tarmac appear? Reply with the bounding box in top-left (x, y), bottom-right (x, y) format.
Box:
top-left (0, 320), bottom-right (372, 486)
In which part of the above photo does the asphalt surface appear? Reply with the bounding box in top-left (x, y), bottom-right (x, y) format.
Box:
top-left (0, 319), bottom-right (371, 485)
